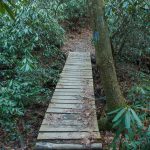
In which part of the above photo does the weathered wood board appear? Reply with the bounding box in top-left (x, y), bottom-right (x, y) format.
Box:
top-left (36, 143), bottom-right (102, 150)
top-left (37, 132), bottom-right (100, 140)
top-left (35, 52), bottom-right (102, 150)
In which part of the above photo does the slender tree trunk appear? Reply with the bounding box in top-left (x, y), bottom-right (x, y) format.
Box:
top-left (90, 0), bottom-right (126, 111)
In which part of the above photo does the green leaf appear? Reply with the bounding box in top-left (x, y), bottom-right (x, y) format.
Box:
top-left (3, 3), bottom-right (15, 20)
top-left (112, 118), bottom-right (122, 128)
top-left (125, 109), bottom-right (131, 129)
top-left (35, 36), bottom-right (39, 41)
top-left (107, 107), bottom-right (122, 115)
top-left (112, 108), bottom-right (126, 122)
top-left (0, 1), bottom-right (5, 14)
top-left (130, 109), bottom-right (142, 127)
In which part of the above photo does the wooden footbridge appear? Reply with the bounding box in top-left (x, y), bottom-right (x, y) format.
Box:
top-left (36, 52), bottom-right (102, 149)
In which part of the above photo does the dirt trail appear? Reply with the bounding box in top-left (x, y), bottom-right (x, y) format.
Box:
top-left (62, 28), bottom-right (95, 54)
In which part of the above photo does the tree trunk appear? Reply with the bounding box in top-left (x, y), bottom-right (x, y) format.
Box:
top-left (91, 0), bottom-right (126, 111)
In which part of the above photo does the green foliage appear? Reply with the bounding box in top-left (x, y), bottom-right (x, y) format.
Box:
top-left (105, 0), bottom-right (150, 67)
top-left (104, 2), bottom-right (150, 147)
top-left (128, 73), bottom-right (150, 114)
top-left (0, 0), bottom-right (66, 141)
top-left (63, 0), bottom-right (88, 29)
top-left (108, 72), bottom-right (150, 149)
top-left (37, 0), bottom-right (88, 29)
top-left (108, 106), bottom-right (149, 150)
top-left (0, 0), bottom-right (15, 19)
top-left (63, 0), bottom-right (87, 20)
top-left (0, 0), bottom-right (86, 147)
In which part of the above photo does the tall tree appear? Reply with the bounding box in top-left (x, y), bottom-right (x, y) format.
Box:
top-left (90, 0), bottom-right (126, 111)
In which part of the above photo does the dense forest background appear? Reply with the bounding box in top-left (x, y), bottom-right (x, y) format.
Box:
top-left (0, 0), bottom-right (149, 149)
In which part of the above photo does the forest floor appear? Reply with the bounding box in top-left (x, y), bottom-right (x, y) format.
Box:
top-left (1, 27), bottom-right (142, 149)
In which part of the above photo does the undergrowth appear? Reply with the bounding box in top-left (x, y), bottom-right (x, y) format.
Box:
top-left (0, 0), bottom-right (87, 148)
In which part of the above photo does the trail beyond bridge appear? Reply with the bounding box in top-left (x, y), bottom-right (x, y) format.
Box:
top-left (36, 52), bottom-right (102, 149)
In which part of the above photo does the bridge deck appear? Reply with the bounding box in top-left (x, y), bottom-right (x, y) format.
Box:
top-left (36, 52), bottom-right (102, 149)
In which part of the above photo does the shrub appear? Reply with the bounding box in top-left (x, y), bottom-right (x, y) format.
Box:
top-left (105, 0), bottom-right (150, 67)
top-left (0, 1), bottom-right (65, 140)
top-left (108, 73), bottom-right (150, 150)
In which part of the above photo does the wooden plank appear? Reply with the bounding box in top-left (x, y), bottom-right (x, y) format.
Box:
top-left (60, 77), bottom-right (93, 80)
top-left (65, 65), bottom-right (91, 68)
top-left (63, 69), bottom-right (92, 72)
top-left (42, 119), bottom-right (83, 126)
top-left (46, 108), bottom-right (96, 113)
top-left (49, 103), bottom-right (95, 108)
top-left (53, 93), bottom-right (83, 96)
top-left (60, 74), bottom-right (92, 77)
top-left (58, 81), bottom-right (93, 86)
top-left (36, 52), bottom-right (101, 149)
top-left (56, 85), bottom-right (92, 89)
top-left (39, 125), bottom-right (98, 132)
top-left (64, 67), bottom-right (91, 69)
top-left (65, 62), bottom-right (91, 63)
top-left (48, 103), bottom-right (84, 109)
top-left (53, 92), bottom-right (94, 96)
top-left (59, 78), bottom-right (93, 81)
top-left (54, 90), bottom-right (94, 95)
top-left (46, 108), bottom-right (82, 113)
top-left (59, 77), bottom-right (93, 80)
top-left (68, 56), bottom-right (90, 58)
top-left (60, 73), bottom-right (92, 76)
top-left (67, 57), bottom-right (90, 59)
top-left (44, 113), bottom-right (79, 120)
top-left (37, 132), bottom-right (100, 140)
top-left (57, 83), bottom-right (93, 86)
top-left (51, 99), bottom-right (95, 104)
top-left (66, 60), bottom-right (91, 62)
top-left (43, 116), bottom-right (98, 130)
top-left (36, 142), bottom-right (102, 150)
top-left (58, 79), bottom-right (93, 82)
top-left (59, 79), bottom-right (93, 82)
top-left (69, 52), bottom-right (90, 54)
top-left (53, 91), bottom-right (82, 95)
top-left (53, 92), bottom-right (94, 97)
top-left (61, 71), bottom-right (92, 74)
top-left (67, 55), bottom-right (90, 57)
top-left (65, 65), bottom-right (91, 67)
top-left (51, 99), bottom-right (84, 104)
top-left (52, 95), bottom-right (94, 100)
top-left (68, 55), bottom-right (90, 57)
top-left (55, 89), bottom-right (92, 92)
top-left (54, 89), bottom-right (84, 92)
top-left (60, 75), bottom-right (92, 78)
top-left (52, 95), bottom-right (82, 100)
top-left (56, 86), bottom-right (93, 89)
top-left (61, 71), bottom-right (92, 73)
top-left (64, 65), bottom-right (91, 68)
top-left (63, 70), bottom-right (92, 72)
top-left (49, 103), bottom-right (86, 109)
top-left (65, 63), bottom-right (91, 65)
top-left (42, 114), bottom-right (99, 131)
top-left (64, 66), bottom-right (91, 68)
top-left (69, 55), bottom-right (90, 57)
top-left (69, 52), bottom-right (90, 55)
